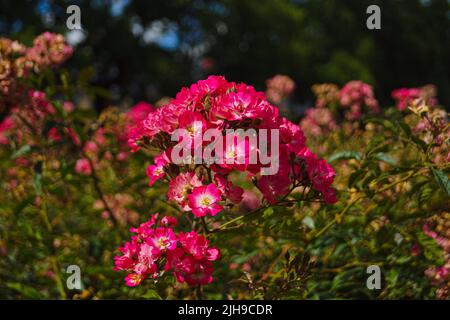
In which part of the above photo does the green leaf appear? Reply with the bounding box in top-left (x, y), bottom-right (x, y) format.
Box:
top-left (263, 207), bottom-right (274, 219)
top-left (382, 119), bottom-right (397, 132)
top-left (431, 168), bottom-right (450, 196)
top-left (418, 186), bottom-right (433, 206)
top-left (141, 289), bottom-right (161, 300)
top-left (51, 101), bottom-right (64, 116)
top-left (13, 195), bottom-right (34, 215)
top-left (11, 145), bottom-right (31, 159)
top-left (411, 136), bottom-right (428, 152)
top-left (367, 143), bottom-right (390, 156)
top-left (385, 269), bottom-right (399, 287)
top-left (302, 216), bottom-right (315, 230)
top-left (417, 232), bottom-right (445, 264)
top-left (364, 136), bottom-right (385, 154)
top-left (331, 268), bottom-right (360, 291)
top-left (366, 118), bottom-right (396, 132)
top-left (348, 169), bottom-right (366, 188)
top-left (6, 282), bottom-right (44, 299)
top-left (372, 152), bottom-right (396, 166)
top-left (394, 256), bottom-right (412, 265)
top-left (327, 151), bottom-right (362, 163)
top-left (398, 121), bottom-right (412, 138)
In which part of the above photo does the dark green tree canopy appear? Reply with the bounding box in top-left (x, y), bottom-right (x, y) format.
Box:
top-left (1, 0), bottom-right (449, 108)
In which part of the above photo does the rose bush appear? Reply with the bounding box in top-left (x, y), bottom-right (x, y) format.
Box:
top-left (0, 35), bottom-right (448, 299)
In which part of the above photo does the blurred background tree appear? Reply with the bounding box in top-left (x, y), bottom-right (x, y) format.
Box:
top-left (1, 0), bottom-right (449, 110)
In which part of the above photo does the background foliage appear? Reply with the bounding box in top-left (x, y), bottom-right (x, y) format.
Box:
top-left (0, 0), bottom-right (449, 110)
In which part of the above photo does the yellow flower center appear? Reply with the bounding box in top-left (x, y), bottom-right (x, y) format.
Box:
top-left (187, 125), bottom-right (196, 135)
top-left (226, 150), bottom-right (236, 158)
top-left (201, 196), bottom-right (212, 206)
top-left (158, 237), bottom-right (168, 248)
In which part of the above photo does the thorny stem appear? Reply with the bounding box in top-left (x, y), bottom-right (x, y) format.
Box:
top-left (84, 153), bottom-right (121, 228)
top-left (213, 205), bottom-right (268, 232)
top-left (195, 285), bottom-right (203, 300)
top-left (377, 170), bottom-right (416, 193)
top-left (310, 197), bottom-right (360, 241)
top-left (201, 216), bottom-right (211, 234)
top-left (261, 244), bottom-right (293, 281)
top-left (37, 177), bottom-right (66, 299)
top-left (39, 195), bottom-right (53, 232)
top-left (51, 256), bottom-right (67, 299)
top-left (64, 115), bottom-right (123, 229)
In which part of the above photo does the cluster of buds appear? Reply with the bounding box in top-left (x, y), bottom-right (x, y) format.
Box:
top-left (339, 80), bottom-right (379, 121)
top-left (265, 74), bottom-right (296, 105)
top-left (423, 212), bottom-right (450, 299)
top-left (392, 85), bottom-right (438, 111)
top-left (300, 81), bottom-right (380, 138)
top-left (311, 83), bottom-right (340, 109)
top-left (300, 106), bottom-right (337, 137)
top-left (0, 38), bottom-right (27, 107)
top-left (409, 100), bottom-right (449, 165)
top-left (298, 83), bottom-right (339, 138)
top-left (0, 90), bottom-right (74, 147)
top-left (0, 33), bottom-right (73, 147)
top-left (26, 32), bottom-right (73, 71)
top-left (0, 32), bottom-right (72, 111)
top-left (424, 213), bottom-right (450, 252)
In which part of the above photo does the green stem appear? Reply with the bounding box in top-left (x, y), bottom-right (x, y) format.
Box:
top-left (50, 257), bottom-right (67, 299)
top-left (214, 205), bottom-right (268, 232)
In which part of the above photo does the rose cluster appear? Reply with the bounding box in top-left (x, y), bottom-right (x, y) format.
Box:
top-left (114, 214), bottom-right (220, 287)
top-left (311, 83), bottom-right (340, 109)
top-left (411, 106), bottom-right (449, 165)
top-left (300, 81), bottom-right (380, 138)
top-left (300, 107), bottom-right (337, 138)
top-left (423, 213), bottom-right (450, 299)
top-left (298, 83), bottom-right (339, 138)
top-left (0, 32), bottom-right (72, 111)
top-left (128, 75), bottom-right (336, 217)
top-left (26, 32), bottom-right (73, 71)
top-left (339, 80), bottom-right (379, 120)
top-left (0, 90), bottom-right (75, 147)
top-left (265, 74), bottom-right (296, 105)
top-left (0, 33), bottom-right (73, 148)
top-left (392, 85), bottom-right (438, 111)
